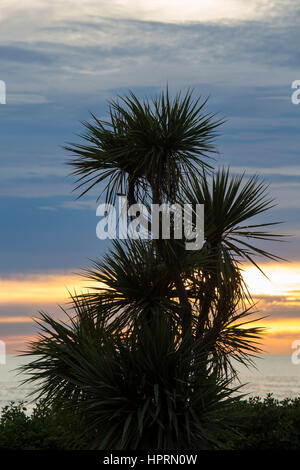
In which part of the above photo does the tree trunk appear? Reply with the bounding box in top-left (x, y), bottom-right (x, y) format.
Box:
top-left (151, 184), bottom-right (193, 343)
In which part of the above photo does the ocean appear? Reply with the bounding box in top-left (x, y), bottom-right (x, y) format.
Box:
top-left (0, 354), bottom-right (300, 413)
top-left (0, 355), bottom-right (38, 413)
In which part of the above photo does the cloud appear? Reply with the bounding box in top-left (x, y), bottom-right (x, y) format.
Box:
top-left (231, 166), bottom-right (300, 177)
top-left (8, 93), bottom-right (49, 104)
top-left (0, 1), bottom-right (300, 100)
top-left (0, 45), bottom-right (53, 64)
top-left (0, 182), bottom-right (70, 198)
top-left (0, 272), bottom-right (90, 305)
top-left (0, 166), bottom-right (66, 179)
top-left (0, 316), bottom-right (34, 324)
top-left (0, 0), bottom-right (287, 27)
top-left (59, 200), bottom-right (96, 210)
top-left (39, 200), bottom-right (96, 211)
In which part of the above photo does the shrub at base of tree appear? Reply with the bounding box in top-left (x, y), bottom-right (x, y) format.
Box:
top-left (0, 401), bottom-right (70, 450)
top-left (1, 395), bottom-right (300, 451)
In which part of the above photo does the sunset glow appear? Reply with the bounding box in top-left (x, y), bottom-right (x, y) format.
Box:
top-left (0, 263), bottom-right (299, 353)
top-left (0, 274), bottom-right (101, 304)
top-left (243, 264), bottom-right (300, 297)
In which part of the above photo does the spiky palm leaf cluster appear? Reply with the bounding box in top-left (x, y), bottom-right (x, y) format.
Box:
top-left (21, 306), bottom-right (241, 450)
top-left (78, 167), bottom-right (282, 375)
top-left (66, 89), bottom-right (223, 205)
top-left (81, 239), bottom-right (177, 330)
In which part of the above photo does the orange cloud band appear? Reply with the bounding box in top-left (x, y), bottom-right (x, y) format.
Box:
top-left (0, 263), bottom-right (300, 355)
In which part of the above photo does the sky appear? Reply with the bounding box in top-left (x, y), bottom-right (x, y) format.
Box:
top-left (0, 0), bottom-right (300, 354)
